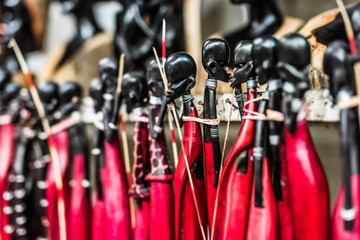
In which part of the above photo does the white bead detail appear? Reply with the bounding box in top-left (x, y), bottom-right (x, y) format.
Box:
top-left (14, 189), bottom-right (26, 199)
top-left (37, 181), bottom-right (48, 189)
top-left (4, 225), bottom-right (14, 234)
top-left (14, 204), bottom-right (26, 213)
top-left (3, 206), bottom-right (14, 215)
top-left (3, 191), bottom-right (14, 201)
top-left (16, 228), bottom-right (27, 236)
top-left (39, 199), bottom-right (49, 207)
top-left (16, 216), bottom-right (27, 225)
top-left (82, 180), bottom-right (90, 188)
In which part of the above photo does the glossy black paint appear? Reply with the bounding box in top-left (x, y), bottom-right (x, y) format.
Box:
top-left (114, 0), bottom-right (184, 70)
top-left (277, 33), bottom-right (310, 133)
top-left (122, 71), bottom-right (148, 114)
top-left (202, 38), bottom-right (231, 187)
top-left (232, 40), bottom-right (255, 117)
top-left (98, 57), bottom-right (119, 143)
top-left (38, 81), bottom-right (60, 119)
top-left (225, 0), bottom-right (283, 59)
top-left (324, 38), bottom-right (360, 231)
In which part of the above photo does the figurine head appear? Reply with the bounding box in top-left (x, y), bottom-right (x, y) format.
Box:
top-left (232, 40), bottom-right (255, 85)
top-left (99, 57), bottom-right (118, 94)
top-left (202, 38), bottom-right (231, 82)
top-left (0, 83), bottom-right (20, 113)
top-left (89, 78), bottom-right (104, 113)
top-left (19, 88), bottom-right (36, 114)
top-left (253, 36), bottom-right (278, 84)
top-left (38, 81), bottom-right (60, 116)
top-left (165, 52), bottom-right (196, 100)
top-left (0, 68), bottom-right (11, 91)
top-left (58, 0), bottom-right (87, 13)
top-left (324, 40), bottom-right (352, 99)
top-left (121, 71), bottom-right (148, 113)
top-left (146, 58), bottom-right (165, 97)
top-left (59, 82), bottom-right (82, 117)
top-left (277, 33), bottom-right (310, 69)
top-left (351, 7), bottom-right (360, 41)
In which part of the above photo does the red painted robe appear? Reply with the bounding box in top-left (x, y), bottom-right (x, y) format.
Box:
top-left (0, 123), bottom-right (15, 240)
top-left (211, 87), bottom-right (257, 240)
top-left (174, 109), bottom-right (207, 240)
top-left (285, 107), bottom-right (330, 240)
top-left (46, 129), bottom-right (71, 240)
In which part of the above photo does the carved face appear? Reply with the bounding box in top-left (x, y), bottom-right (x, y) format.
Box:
top-left (202, 38), bottom-right (231, 82)
top-left (146, 59), bottom-right (165, 97)
top-left (0, 83), bottom-right (20, 113)
top-left (277, 33), bottom-right (310, 69)
top-left (232, 40), bottom-right (254, 84)
top-left (252, 36), bottom-right (278, 84)
top-left (59, 82), bottom-right (82, 116)
top-left (19, 89), bottom-right (36, 114)
top-left (165, 52), bottom-right (196, 100)
top-left (0, 69), bottom-right (11, 90)
top-left (352, 8), bottom-right (360, 41)
top-left (324, 41), bottom-right (352, 99)
top-left (38, 81), bottom-right (60, 116)
top-left (89, 78), bottom-right (104, 112)
top-left (98, 58), bottom-right (118, 94)
top-left (121, 71), bottom-right (148, 113)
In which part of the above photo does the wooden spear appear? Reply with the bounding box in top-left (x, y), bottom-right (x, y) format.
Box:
top-left (8, 38), bottom-right (68, 240)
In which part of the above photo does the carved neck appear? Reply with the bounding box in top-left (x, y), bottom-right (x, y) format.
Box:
top-left (182, 92), bottom-right (195, 116)
top-left (204, 79), bottom-right (218, 120)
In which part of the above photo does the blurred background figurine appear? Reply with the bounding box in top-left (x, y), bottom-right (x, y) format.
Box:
top-left (114, 0), bottom-right (184, 71)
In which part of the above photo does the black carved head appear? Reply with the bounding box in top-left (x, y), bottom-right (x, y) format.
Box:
top-left (232, 40), bottom-right (255, 87)
top-left (277, 33), bottom-right (310, 69)
top-left (0, 83), bottom-right (20, 114)
top-left (18, 88), bottom-right (36, 115)
top-left (59, 81), bottom-right (82, 117)
top-left (253, 36), bottom-right (278, 84)
top-left (146, 58), bottom-right (164, 97)
top-left (89, 78), bottom-right (104, 113)
top-left (38, 81), bottom-right (60, 116)
top-left (99, 57), bottom-right (118, 94)
top-left (0, 68), bottom-right (11, 90)
top-left (351, 7), bottom-right (360, 43)
top-left (202, 38), bottom-right (231, 82)
top-left (121, 71), bottom-right (148, 113)
top-left (165, 52), bottom-right (196, 100)
top-left (324, 40), bottom-right (352, 99)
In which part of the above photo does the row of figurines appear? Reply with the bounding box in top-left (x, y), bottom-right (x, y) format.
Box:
top-left (0, 28), bottom-right (359, 239)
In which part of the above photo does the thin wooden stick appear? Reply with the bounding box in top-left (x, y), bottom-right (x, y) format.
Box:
top-left (8, 38), bottom-right (67, 240)
top-left (162, 19), bottom-right (179, 167)
top-left (336, 0), bottom-right (360, 132)
top-left (116, 53), bottom-right (135, 227)
top-left (153, 47), bottom-right (206, 240)
top-left (117, 53), bottom-right (125, 92)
